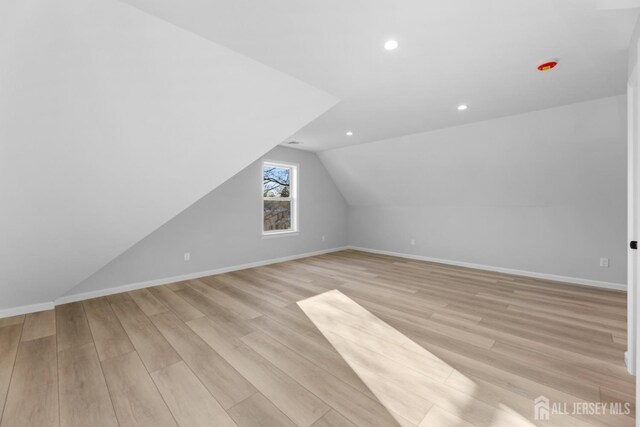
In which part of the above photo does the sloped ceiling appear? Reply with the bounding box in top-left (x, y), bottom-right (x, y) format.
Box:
top-left (117, 0), bottom-right (639, 151)
top-left (0, 0), bottom-right (337, 310)
top-left (318, 96), bottom-right (627, 283)
top-left (318, 96), bottom-right (626, 208)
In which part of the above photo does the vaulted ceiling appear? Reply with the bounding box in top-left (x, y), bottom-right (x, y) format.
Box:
top-left (120, 0), bottom-right (640, 151)
top-left (0, 0), bottom-right (336, 311)
top-left (2, 0), bottom-right (638, 311)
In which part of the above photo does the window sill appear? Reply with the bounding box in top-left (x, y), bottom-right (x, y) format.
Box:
top-left (262, 231), bottom-right (299, 239)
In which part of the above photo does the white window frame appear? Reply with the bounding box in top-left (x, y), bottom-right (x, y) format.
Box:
top-left (261, 159), bottom-right (298, 237)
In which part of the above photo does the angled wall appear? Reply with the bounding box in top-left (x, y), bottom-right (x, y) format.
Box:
top-left (63, 146), bottom-right (348, 300)
top-left (319, 95), bottom-right (627, 287)
top-left (0, 0), bottom-right (338, 313)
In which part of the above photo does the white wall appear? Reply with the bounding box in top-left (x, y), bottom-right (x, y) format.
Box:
top-left (0, 0), bottom-right (337, 312)
top-left (64, 147), bottom-right (348, 298)
top-left (320, 95), bottom-right (627, 286)
top-left (627, 11), bottom-right (640, 396)
top-left (630, 15), bottom-right (640, 78)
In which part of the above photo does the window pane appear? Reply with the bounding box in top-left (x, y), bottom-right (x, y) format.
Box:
top-left (263, 200), bottom-right (291, 231)
top-left (263, 166), bottom-right (290, 198)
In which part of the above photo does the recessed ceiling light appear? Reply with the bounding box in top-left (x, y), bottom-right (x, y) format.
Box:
top-left (346, 131), bottom-right (353, 136)
top-left (384, 40), bottom-right (398, 50)
top-left (457, 104), bottom-right (468, 111)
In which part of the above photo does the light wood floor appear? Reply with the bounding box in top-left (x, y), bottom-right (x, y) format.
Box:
top-left (0, 250), bottom-right (633, 426)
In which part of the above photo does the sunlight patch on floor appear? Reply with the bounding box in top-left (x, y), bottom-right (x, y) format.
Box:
top-left (297, 289), bottom-right (536, 427)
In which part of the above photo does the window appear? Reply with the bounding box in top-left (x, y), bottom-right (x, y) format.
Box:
top-left (263, 161), bottom-right (298, 234)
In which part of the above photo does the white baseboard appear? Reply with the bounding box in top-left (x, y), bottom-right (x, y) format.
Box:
top-left (348, 246), bottom-right (627, 292)
top-left (624, 351), bottom-right (635, 375)
top-left (0, 301), bottom-right (56, 319)
top-left (1, 244), bottom-right (625, 319)
top-left (0, 246), bottom-right (348, 319)
top-left (54, 246), bottom-right (349, 306)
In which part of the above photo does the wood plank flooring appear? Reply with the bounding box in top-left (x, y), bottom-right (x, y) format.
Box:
top-left (0, 250), bottom-right (633, 426)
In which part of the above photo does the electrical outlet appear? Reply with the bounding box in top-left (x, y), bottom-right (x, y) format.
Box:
top-left (184, 252), bottom-right (191, 262)
top-left (600, 257), bottom-right (609, 268)
top-left (410, 238), bottom-right (416, 246)
top-left (321, 235), bottom-right (326, 242)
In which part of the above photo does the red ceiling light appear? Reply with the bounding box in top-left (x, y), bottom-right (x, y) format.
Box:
top-left (537, 61), bottom-right (558, 71)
